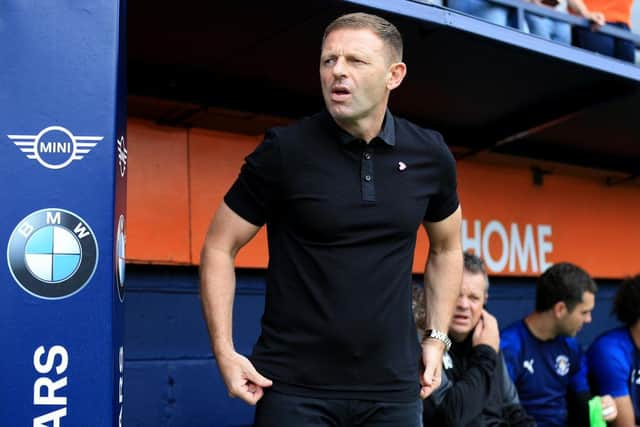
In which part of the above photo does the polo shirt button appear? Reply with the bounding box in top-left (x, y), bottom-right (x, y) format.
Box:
top-left (364, 175), bottom-right (372, 182)
top-left (363, 152), bottom-right (371, 160)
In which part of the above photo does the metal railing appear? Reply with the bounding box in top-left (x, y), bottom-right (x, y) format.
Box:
top-left (441, 0), bottom-right (640, 47)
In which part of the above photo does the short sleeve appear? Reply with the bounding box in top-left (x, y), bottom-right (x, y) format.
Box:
top-left (588, 336), bottom-right (631, 398)
top-left (568, 340), bottom-right (590, 394)
top-left (424, 133), bottom-right (459, 222)
top-left (224, 130), bottom-right (281, 226)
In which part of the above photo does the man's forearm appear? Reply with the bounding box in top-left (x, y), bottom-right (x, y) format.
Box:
top-left (568, 0), bottom-right (592, 17)
top-left (424, 248), bottom-right (463, 332)
top-left (199, 246), bottom-right (238, 357)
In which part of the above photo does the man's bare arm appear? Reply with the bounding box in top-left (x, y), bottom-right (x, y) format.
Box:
top-left (610, 395), bottom-right (634, 426)
top-left (423, 205), bottom-right (463, 335)
top-left (199, 201), bottom-right (272, 405)
top-left (568, 0), bottom-right (606, 25)
top-left (419, 205), bottom-right (463, 399)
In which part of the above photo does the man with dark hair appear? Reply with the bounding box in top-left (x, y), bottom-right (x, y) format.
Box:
top-left (422, 252), bottom-right (535, 426)
top-left (588, 274), bottom-right (640, 426)
top-left (199, 11), bottom-right (463, 426)
top-left (501, 262), bottom-right (617, 427)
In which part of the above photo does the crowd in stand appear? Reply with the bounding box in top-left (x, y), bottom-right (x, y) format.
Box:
top-left (414, 253), bottom-right (640, 426)
top-left (444, 0), bottom-right (637, 63)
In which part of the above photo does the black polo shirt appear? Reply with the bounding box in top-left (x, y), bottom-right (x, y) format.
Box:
top-left (224, 109), bottom-right (459, 401)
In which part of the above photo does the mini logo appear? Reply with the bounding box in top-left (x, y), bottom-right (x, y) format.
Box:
top-left (7, 209), bottom-right (98, 299)
top-left (523, 358), bottom-right (535, 374)
top-left (115, 214), bottom-right (126, 302)
top-left (117, 135), bottom-right (127, 177)
top-left (8, 125), bottom-right (102, 170)
top-left (555, 355), bottom-right (570, 376)
top-left (397, 161), bottom-right (407, 171)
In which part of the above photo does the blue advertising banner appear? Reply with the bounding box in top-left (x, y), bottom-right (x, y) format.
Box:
top-left (0, 1), bottom-right (127, 426)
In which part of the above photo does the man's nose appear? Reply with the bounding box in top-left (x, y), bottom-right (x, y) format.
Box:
top-left (584, 313), bottom-right (592, 324)
top-left (332, 57), bottom-right (347, 77)
top-left (456, 296), bottom-right (468, 309)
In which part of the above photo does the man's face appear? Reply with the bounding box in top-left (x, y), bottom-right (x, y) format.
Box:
top-left (557, 291), bottom-right (595, 337)
top-left (320, 28), bottom-right (393, 126)
top-left (450, 270), bottom-right (487, 341)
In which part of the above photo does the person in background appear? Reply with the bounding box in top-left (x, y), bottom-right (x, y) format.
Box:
top-left (524, 0), bottom-right (605, 45)
top-left (500, 262), bottom-right (617, 427)
top-left (588, 274), bottom-right (640, 427)
top-left (447, 0), bottom-right (515, 27)
top-left (421, 252), bottom-right (536, 427)
top-left (572, 0), bottom-right (636, 62)
top-left (413, 282), bottom-right (427, 337)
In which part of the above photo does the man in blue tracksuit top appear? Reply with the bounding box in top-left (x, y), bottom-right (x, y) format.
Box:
top-left (588, 274), bottom-right (640, 427)
top-left (500, 262), bottom-right (617, 427)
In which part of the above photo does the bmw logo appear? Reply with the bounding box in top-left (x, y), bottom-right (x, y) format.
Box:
top-left (7, 208), bottom-right (98, 299)
top-left (115, 214), bottom-right (126, 302)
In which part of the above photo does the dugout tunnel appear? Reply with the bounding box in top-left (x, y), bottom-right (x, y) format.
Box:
top-left (124, 1), bottom-right (640, 425)
top-left (2, 0), bottom-right (640, 426)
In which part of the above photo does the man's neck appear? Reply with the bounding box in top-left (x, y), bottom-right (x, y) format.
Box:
top-left (524, 312), bottom-right (558, 341)
top-left (629, 321), bottom-right (640, 349)
top-left (334, 107), bottom-right (386, 143)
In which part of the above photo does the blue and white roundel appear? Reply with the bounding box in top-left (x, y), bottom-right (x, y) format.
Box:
top-left (555, 354), bottom-right (570, 376)
top-left (7, 209), bottom-right (98, 299)
top-left (25, 226), bottom-right (81, 282)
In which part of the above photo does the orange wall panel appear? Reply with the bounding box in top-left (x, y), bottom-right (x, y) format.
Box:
top-left (126, 119), bottom-right (191, 264)
top-left (127, 119), bottom-right (640, 278)
top-left (453, 160), bottom-right (640, 278)
top-left (188, 129), bottom-right (267, 266)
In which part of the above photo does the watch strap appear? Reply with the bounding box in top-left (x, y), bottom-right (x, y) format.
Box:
top-left (423, 328), bottom-right (452, 352)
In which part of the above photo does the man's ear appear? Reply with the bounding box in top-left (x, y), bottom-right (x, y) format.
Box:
top-left (553, 301), bottom-right (568, 319)
top-left (386, 62), bottom-right (407, 90)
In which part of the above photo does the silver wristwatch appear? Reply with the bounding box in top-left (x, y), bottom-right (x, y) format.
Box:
top-left (423, 329), bottom-right (452, 352)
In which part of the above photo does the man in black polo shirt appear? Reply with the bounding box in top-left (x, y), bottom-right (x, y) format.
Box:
top-left (199, 12), bottom-right (463, 426)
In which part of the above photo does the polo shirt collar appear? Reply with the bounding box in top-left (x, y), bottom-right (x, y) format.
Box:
top-left (328, 109), bottom-right (396, 147)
